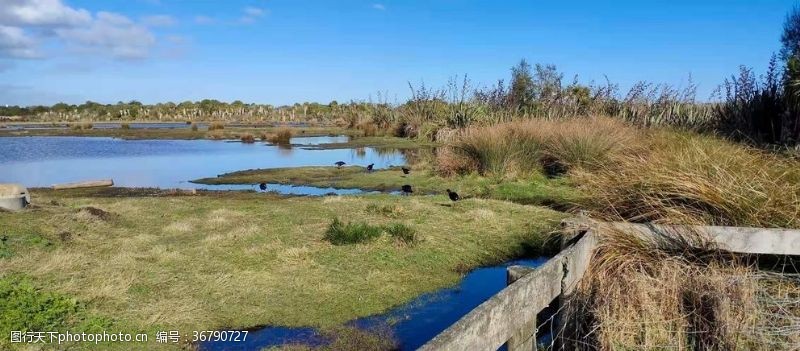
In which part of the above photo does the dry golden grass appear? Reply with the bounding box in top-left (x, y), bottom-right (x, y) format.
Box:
top-left (208, 121), bottom-right (225, 131)
top-left (562, 224), bottom-right (800, 350)
top-left (268, 127), bottom-right (293, 145)
top-left (574, 133), bottom-right (800, 228)
top-left (239, 132), bottom-right (256, 143)
top-left (438, 117), bottom-right (644, 178)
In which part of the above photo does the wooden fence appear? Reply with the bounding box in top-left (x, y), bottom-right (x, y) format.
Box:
top-left (418, 219), bottom-right (800, 351)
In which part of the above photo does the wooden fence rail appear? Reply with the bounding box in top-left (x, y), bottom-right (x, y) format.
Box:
top-left (418, 219), bottom-right (800, 351)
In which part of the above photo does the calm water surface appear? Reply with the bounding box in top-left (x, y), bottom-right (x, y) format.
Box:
top-left (200, 258), bottom-right (548, 351)
top-left (0, 136), bottom-right (404, 191)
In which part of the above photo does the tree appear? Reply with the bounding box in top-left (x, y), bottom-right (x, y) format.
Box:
top-left (509, 59), bottom-right (534, 111)
top-left (781, 6), bottom-right (800, 61)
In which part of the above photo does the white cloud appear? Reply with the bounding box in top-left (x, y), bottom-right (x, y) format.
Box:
top-left (141, 14), bottom-right (176, 27)
top-left (0, 25), bottom-right (39, 58)
top-left (244, 7), bottom-right (265, 17)
top-left (0, 0), bottom-right (90, 27)
top-left (0, 0), bottom-right (160, 60)
top-left (194, 15), bottom-right (215, 25)
top-left (372, 3), bottom-right (386, 11)
top-left (55, 12), bottom-right (155, 59)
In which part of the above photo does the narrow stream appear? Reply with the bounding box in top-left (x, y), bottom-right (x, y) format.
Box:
top-left (199, 258), bottom-right (548, 351)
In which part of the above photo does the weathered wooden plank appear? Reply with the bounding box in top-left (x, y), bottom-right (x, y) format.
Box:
top-left (52, 179), bottom-right (114, 190)
top-left (419, 257), bottom-right (564, 351)
top-left (608, 223), bottom-right (800, 256)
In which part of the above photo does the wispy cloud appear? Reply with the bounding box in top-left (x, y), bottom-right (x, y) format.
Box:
top-left (239, 6), bottom-right (268, 24)
top-left (372, 3), bottom-right (386, 11)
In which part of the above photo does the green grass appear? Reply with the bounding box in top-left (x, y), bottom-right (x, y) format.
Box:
top-left (324, 218), bottom-right (383, 245)
top-left (0, 189), bottom-right (564, 350)
top-left (192, 166), bottom-right (584, 209)
top-left (383, 223), bottom-right (418, 245)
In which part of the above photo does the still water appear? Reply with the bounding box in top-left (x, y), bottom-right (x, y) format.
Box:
top-left (0, 136), bottom-right (405, 191)
top-left (200, 258), bottom-right (548, 351)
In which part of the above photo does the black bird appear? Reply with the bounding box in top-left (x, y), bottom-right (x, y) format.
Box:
top-left (334, 161), bottom-right (346, 168)
top-left (259, 183), bottom-right (267, 191)
top-left (366, 163), bottom-right (374, 173)
top-left (446, 189), bottom-right (460, 202)
top-left (401, 184), bottom-right (413, 195)
top-left (401, 167), bottom-right (411, 175)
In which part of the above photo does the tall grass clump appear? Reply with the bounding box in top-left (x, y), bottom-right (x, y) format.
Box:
top-left (439, 117), bottom-right (644, 178)
top-left (574, 133), bottom-right (800, 228)
top-left (561, 225), bottom-right (800, 350)
top-left (239, 133), bottom-right (255, 143)
top-left (268, 128), bottom-right (293, 146)
top-left (324, 218), bottom-right (383, 245)
top-left (208, 121), bottom-right (225, 131)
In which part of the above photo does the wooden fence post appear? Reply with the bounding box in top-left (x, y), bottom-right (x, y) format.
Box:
top-left (507, 266), bottom-right (537, 351)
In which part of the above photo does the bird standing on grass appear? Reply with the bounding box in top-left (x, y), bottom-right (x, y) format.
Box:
top-left (401, 184), bottom-right (413, 196)
top-left (366, 163), bottom-right (374, 173)
top-left (259, 183), bottom-right (267, 191)
top-left (334, 161), bottom-right (346, 168)
top-left (401, 167), bottom-right (411, 175)
top-left (446, 189), bottom-right (460, 202)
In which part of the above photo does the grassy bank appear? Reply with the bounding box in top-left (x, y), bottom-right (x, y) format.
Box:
top-left (192, 166), bottom-right (583, 209)
top-left (0, 189), bottom-right (564, 350)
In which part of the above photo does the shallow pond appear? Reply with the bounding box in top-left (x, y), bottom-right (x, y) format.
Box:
top-left (199, 257), bottom-right (548, 351)
top-left (0, 136), bottom-right (404, 191)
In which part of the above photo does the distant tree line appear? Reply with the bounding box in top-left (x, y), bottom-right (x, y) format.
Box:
top-left (4, 6), bottom-right (800, 146)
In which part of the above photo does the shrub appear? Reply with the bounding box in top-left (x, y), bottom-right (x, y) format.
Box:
top-left (120, 123), bottom-right (130, 129)
top-left (268, 128), bottom-right (293, 145)
top-left (191, 122), bottom-right (198, 132)
top-left (383, 223), bottom-right (417, 244)
top-left (240, 133), bottom-right (255, 143)
top-left (324, 218), bottom-right (383, 245)
top-left (0, 276), bottom-right (80, 334)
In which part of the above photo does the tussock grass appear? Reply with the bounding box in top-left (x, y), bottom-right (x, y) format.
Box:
top-left (384, 223), bottom-right (418, 245)
top-left (324, 218), bottom-right (383, 245)
top-left (190, 122), bottom-right (198, 131)
top-left (120, 123), bottom-right (130, 129)
top-left (70, 122), bottom-right (94, 130)
top-left (562, 224), bottom-right (800, 350)
top-left (239, 132), bottom-right (256, 143)
top-left (268, 128), bottom-right (293, 145)
top-left (439, 117), bottom-right (643, 178)
top-left (208, 121), bottom-right (225, 131)
top-left (574, 133), bottom-right (800, 228)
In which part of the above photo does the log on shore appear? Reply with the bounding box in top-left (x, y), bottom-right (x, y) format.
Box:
top-left (52, 179), bottom-right (114, 190)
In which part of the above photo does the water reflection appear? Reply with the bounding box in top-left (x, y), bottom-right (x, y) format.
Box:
top-left (0, 136), bottom-right (405, 190)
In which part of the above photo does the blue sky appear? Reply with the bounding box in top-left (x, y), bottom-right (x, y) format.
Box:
top-left (0, 0), bottom-right (796, 106)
